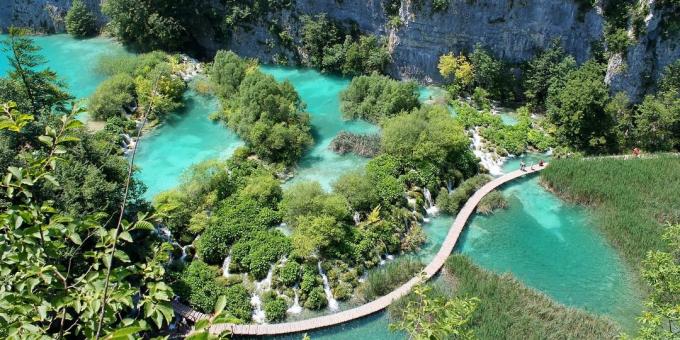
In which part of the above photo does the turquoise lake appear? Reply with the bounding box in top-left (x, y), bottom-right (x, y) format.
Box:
top-left (1, 35), bottom-right (642, 338)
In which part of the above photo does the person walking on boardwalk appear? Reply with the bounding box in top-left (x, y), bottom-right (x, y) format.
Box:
top-left (520, 160), bottom-right (526, 171)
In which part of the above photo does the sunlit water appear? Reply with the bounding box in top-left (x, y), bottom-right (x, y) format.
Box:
top-left (0, 34), bottom-right (129, 99)
top-left (3, 35), bottom-right (642, 337)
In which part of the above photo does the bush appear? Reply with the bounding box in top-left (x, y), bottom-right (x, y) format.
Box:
top-left (358, 258), bottom-right (423, 301)
top-left (477, 190), bottom-right (508, 215)
top-left (438, 175), bottom-right (492, 214)
top-left (275, 260), bottom-right (302, 288)
top-left (304, 286), bottom-right (328, 310)
top-left (340, 74), bottom-right (420, 123)
top-left (172, 260), bottom-right (229, 314)
top-left (88, 73), bottom-right (135, 120)
top-left (264, 295), bottom-right (288, 322)
top-left (65, 0), bottom-right (97, 38)
top-left (196, 224), bottom-right (231, 265)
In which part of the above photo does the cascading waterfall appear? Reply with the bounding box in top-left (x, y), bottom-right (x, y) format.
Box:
top-left (423, 188), bottom-right (439, 216)
top-left (470, 128), bottom-right (505, 176)
top-left (287, 287), bottom-right (303, 314)
top-left (221, 255), bottom-right (231, 278)
top-left (317, 262), bottom-right (339, 311)
top-left (353, 211), bottom-right (361, 225)
top-left (251, 266), bottom-right (274, 324)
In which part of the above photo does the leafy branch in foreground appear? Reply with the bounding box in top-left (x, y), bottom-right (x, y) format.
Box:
top-left (0, 102), bottom-right (173, 339)
top-left (390, 278), bottom-right (479, 340)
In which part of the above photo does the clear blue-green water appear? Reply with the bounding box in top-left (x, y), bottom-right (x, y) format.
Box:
top-left (0, 34), bottom-right (129, 100)
top-left (3, 35), bottom-right (642, 337)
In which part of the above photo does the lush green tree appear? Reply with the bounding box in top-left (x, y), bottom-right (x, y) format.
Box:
top-left (340, 74), bottom-right (420, 123)
top-left (438, 52), bottom-right (474, 95)
top-left (546, 60), bottom-right (615, 153)
top-left (659, 59), bottom-right (680, 93)
top-left (279, 181), bottom-right (351, 226)
top-left (524, 41), bottom-right (577, 111)
top-left (220, 70), bottom-right (313, 165)
top-left (135, 61), bottom-right (187, 119)
top-left (1, 28), bottom-right (72, 115)
top-left (0, 104), bottom-right (174, 338)
top-left (632, 224), bottom-right (680, 339)
top-left (263, 295), bottom-right (288, 322)
top-left (632, 90), bottom-right (680, 151)
top-left (300, 14), bottom-right (342, 69)
top-left (88, 73), bottom-right (136, 120)
top-left (65, 0), bottom-right (97, 38)
top-left (322, 35), bottom-right (392, 76)
top-left (390, 283), bottom-right (479, 340)
top-left (229, 230), bottom-right (291, 279)
top-left (209, 50), bottom-right (252, 98)
top-left (102, 0), bottom-right (194, 51)
top-left (381, 106), bottom-right (474, 189)
top-left (332, 169), bottom-right (380, 212)
top-left (291, 214), bottom-right (348, 259)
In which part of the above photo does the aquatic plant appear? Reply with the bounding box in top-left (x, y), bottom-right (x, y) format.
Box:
top-left (357, 258), bottom-right (424, 302)
top-left (541, 156), bottom-right (680, 271)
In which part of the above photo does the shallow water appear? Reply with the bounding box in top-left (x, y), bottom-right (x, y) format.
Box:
top-left (0, 34), bottom-right (129, 99)
top-left (3, 35), bottom-right (642, 337)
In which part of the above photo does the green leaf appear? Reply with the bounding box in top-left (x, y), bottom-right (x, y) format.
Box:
top-left (119, 231), bottom-right (133, 243)
top-left (38, 135), bottom-right (53, 146)
top-left (68, 232), bottom-right (83, 245)
top-left (103, 326), bottom-right (144, 340)
top-left (214, 295), bottom-right (227, 315)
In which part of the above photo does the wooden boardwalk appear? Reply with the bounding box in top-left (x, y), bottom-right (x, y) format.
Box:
top-left (173, 165), bottom-right (547, 336)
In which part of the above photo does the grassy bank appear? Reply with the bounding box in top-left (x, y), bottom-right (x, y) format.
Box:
top-left (541, 155), bottom-right (680, 271)
top-left (422, 255), bottom-right (620, 339)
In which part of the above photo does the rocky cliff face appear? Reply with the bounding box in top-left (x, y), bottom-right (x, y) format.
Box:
top-left (1, 0), bottom-right (677, 100)
top-left (0, 0), bottom-right (105, 33)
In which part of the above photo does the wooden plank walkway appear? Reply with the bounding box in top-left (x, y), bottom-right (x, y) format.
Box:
top-left (172, 165), bottom-right (548, 336)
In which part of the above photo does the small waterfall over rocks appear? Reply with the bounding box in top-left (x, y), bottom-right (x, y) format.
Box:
top-left (317, 262), bottom-right (339, 312)
top-left (353, 211), bottom-right (361, 225)
top-left (251, 266), bottom-right (274, 324)
top-left (287, 287), bottom-right (303, 314)
top-left (423, 188), bottom-right (439, 216)
top-left (470, 128), bottom-right (505, 176)
top-left (221, 255), bottom-right (231, 278)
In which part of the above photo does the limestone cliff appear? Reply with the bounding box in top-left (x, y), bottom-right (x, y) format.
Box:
top-left (1, 0), bottom-right (677, 100)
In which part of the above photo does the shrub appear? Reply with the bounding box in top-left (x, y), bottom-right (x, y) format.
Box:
top-left (88, 73), bottom-right (135, 120)
top-left (304, 286), bottom-right (328, 310)
top-left (477, 190), bottom-right (508, 215)
top-left (340, 74), bottom-right (420, 123)
top-left (172, 260), bottom-right (229, 313)
top-left (264, 295), bottom-right (288, 322)
top-left (65, 0), bottom-right (97, 38)
top-left (196, 224), bottom-right (232, 265)
top-left (438, 175), bottom-right (492, 214)
top-left (275, 260), bottom-right (302, 288)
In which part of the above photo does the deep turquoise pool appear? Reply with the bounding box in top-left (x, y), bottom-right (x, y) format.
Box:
top-left (1, 35), bottom-right (642, 338)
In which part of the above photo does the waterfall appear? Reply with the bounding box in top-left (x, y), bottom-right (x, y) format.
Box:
top-left (317, 262), bottom-right (339, 311)
top-left (353, 212), bottom-right (361, 225)
top-left (222, 255), bottom-right (231, 278)
top-left (447, 179), bottom-right (453, 193)
top-left (423, 188), bottom-right (439, 216)
top-left (251, 266), bottom-right (274, 324)
top-left (287, 287), bottom-right (303, 314)
top-left (470, 128), bottom-right (505, 176)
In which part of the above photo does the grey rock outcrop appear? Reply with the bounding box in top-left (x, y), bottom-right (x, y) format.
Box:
top-left (0, 0), bottom-right (105, 33)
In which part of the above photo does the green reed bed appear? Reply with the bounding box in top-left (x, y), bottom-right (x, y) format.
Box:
top-left (356, 258), bottom-right (423, 302)
top-left (541, 155), bottom-right (680, 271)
top-left (442, 255), bottom-right (620, 339)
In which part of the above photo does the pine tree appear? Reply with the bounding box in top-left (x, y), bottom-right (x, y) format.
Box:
top-left (65, 0), bottom-right (97, 38)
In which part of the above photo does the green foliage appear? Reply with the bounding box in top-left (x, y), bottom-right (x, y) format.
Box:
top-left (546, 60), bottom-right (615, 153)
top-left (633, 224), bottom-right (680, 339)
top-left (303, 286), bottom-right (328, 310)
top-left (263, 295), bottom-right (288, 322)
top-left (357, 259), bottom-right (423, 301)
top-left (88, 73), bottom-right (135, 120)
top-left (632, 91), bottom-right (680, 151)
top-left (476, 190), bottom-right (508, 215)
top-left (1, 28), bottom-right (73, 116)
top-left (390, 281), bottom-right (479, 340)
top-left (432, 0), bottom-right (450, 12)
top-left (332, 169), bottom-right (381, 212)
top-left (216, 64), bottom-right (313, 165)
top-left (541, 156), bottom-right (680, 271)
top-left (209, 50), bottom-right (252, 98)
top-left (230, 231), bottom-right (291, 279)
top-left (442, 255), bottom-right (620, 339)
top-left (605, 27), bottom-right (633, 55)
top-left (0, 104), bottom-right (174, 338)
top-left (292, 214), bottom-right (348, 259)
top-left (469, 44), bottom-right (515, 102)
top-left (279, 181), bottom-right (351, 226)
top-left (523, 41), bottom-right (577, 112)
top-left (300, 14), bottom-right (391, 75)
top-left (340, 73), bottom-right (420, 123)
top-left (381, 105), bottom-right (475, 189)
top-left (65, 0), bottom-right (97, 38)
top-left (437, 175), bottom-right (491, 214)
top-left (274, 260), bottom-right (302, 288)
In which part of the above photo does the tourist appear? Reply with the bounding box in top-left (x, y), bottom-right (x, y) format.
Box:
top-left (530, 162), bottom-right (535, 171)
top-left (520, 160), bottom-right (526, 171)
top-left (539, 160), bottom-right (545, 167)
top-left (633, 147), bottom-right (641, 158)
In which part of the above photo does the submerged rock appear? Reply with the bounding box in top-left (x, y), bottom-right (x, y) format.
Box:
top-left (329, 131), bottom-right (380, 158)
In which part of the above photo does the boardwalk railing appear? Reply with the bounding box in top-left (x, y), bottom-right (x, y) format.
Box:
top-left (172, 165), bottom-right (547, 336)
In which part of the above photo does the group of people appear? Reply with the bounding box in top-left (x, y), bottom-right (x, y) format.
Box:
top-left (520, 159), bottom-right (545, 172)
